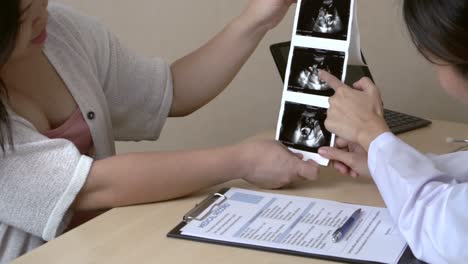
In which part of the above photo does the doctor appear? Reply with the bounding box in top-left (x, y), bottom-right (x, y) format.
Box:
top-left (318, 0), bottom-right (468, 263)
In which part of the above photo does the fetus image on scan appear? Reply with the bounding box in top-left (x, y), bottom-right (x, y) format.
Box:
top-left (292, 110), bottom-right (325, 148)
top-left (313, 0), bottom-right (343, 34)
top-left (296, 0), bottom-right (351, 40)
top-left (288, 47), bottom-right (345, 96)
top-left (279, 103), bottom-right (331, 153)
top-left (297, 53), bottom-right (330, 91)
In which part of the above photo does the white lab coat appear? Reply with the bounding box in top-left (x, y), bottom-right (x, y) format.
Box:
top-left (368, 132), bottom-right (468, 264)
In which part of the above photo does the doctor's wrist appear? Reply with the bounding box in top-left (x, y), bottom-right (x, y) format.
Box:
top-left (357, 121), bottom-right (390, 151)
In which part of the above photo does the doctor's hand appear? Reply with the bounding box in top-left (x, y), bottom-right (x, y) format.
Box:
top-left (238, 139), bottom-right (319, 189)
top-left (242, 0), bottom-right (296, 31)
top-left (319, 70), bottom-right (390, 151)
top-left (319, 138), bottom-right (371, 178)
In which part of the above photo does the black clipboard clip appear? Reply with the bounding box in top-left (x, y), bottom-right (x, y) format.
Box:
top-left (183, 192), bottom-right (227, 223)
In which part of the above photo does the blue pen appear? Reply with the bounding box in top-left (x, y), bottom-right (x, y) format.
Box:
top-left (332, 208), bottom-right (362, 243)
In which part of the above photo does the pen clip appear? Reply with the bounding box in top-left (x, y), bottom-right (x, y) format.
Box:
top-left (183, 193), bottom-right (227, 223)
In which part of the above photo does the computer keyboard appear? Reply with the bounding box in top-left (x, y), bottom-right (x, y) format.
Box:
top-left (384, 109), bottom-right (432, 135)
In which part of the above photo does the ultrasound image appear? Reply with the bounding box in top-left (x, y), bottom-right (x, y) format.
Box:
top-left (279, 103), bottom-right (331, 153)
top-left (297, 0), bottom-right (352, 41)
top-left (288, 47), bottom-right (345, 96)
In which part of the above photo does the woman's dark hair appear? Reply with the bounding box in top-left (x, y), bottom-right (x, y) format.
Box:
top-left (0, 0), bottom-right (21, 152)
top-left (403, 0), bottom-right (468, 77)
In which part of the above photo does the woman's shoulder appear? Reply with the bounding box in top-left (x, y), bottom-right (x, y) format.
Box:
top-left (45, 3), bottom-right (114, 73)
top-left (47, 3), bottom-right (93, 35)
top-left (46, 3), bottom-right (110, 52)
top-left (48, 2), bottom-right (77, 17)
top-left (47, 3), bottom-right (104, 30)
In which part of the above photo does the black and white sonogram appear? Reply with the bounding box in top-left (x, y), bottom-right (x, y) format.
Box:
top-left (279, 103), bottom-right (331, 153)
top-left (297, 0), bottom-right (352, 41)
top-left (288, 47), bottom-right (345, 96)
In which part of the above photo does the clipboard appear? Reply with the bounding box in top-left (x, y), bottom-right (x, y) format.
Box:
top-left (167, 188), bottom-right (426, 264)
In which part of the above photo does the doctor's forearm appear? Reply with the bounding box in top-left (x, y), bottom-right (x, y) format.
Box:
top-left (369, 133), bottom-right (468, 263)
top-left (169, 13), bottom-right (268, 117)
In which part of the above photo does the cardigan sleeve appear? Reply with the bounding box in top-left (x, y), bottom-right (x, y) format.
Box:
top-left (96, 27), bottom-right (174, 141)
top-left (0, 117), bottom-right (92, 241)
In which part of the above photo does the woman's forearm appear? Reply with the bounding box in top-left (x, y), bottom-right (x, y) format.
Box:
top-left (74, 144), bottom-right (246, 211)
top-left (169, 13), bottom-right (269, 116)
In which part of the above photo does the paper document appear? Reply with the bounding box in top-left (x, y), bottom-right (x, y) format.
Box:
top-left (348, 5), bottom-right (365, 66)
top-left (276, 0), bottom-right (364, 166)
top-left (180, 188), bottom-right (407, 264)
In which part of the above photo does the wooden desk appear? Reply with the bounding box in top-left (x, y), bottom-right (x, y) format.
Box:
top-left (14, 120), bottom-right (468, 264)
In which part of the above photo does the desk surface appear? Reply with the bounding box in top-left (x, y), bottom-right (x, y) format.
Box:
top-left (14, 120), bottom-right (468, 264)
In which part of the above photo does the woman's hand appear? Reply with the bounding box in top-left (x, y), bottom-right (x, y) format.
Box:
top-left (319, 137), bottom-right (370, 178)
top-left (320, 70), bottom-right (390, 150)
top-left (242, 0), bottom-right (297, 31)
top-left (238, 139), bottom-right (319, 189)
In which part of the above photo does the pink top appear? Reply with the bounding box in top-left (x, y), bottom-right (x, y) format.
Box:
top-left (44, 108), bottom-right (94, 155)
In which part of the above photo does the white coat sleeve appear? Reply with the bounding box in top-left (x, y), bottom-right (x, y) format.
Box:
top-left (368, 132), bottom-right (468, 264)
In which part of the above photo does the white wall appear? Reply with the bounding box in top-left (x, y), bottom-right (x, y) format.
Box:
top-left (51, 0), bottom-right (468, 153)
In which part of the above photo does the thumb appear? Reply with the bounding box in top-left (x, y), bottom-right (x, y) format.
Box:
top-left (319, 147), bottom-right (353, 166)
top-left (296, 159), bottom-right (319, 181)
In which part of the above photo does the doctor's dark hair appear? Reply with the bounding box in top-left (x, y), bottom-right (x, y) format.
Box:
top-left (403, 0), bottom-right (468, 77)
top-left (0, 0), bottom-right (20, 152)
